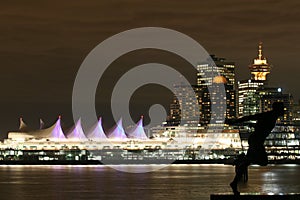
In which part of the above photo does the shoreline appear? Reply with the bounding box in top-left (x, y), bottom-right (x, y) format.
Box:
top-left (1, 159), bottom-right (299, 165)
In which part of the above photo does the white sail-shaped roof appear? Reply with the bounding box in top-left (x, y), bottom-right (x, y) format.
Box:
top-left (128, 117), bottom-right (148, 140)
top-left (39, 118), bottom-right (45, 129)
top-left (67, 119), bottom-right (88, 141)
top-left (86, 118), bottom-right (107, 141)
top-left (108, 119), bottom-right (127, 139)
top-left (19, 117), bottom-right (28, 132)
top-left (8, 117), bottom-right (66, 141)
top-left (35, 117), bottom-right (66, 141)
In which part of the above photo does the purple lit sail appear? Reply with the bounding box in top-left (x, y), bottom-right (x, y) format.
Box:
top-left (50, 118), bottom-right (66, 140)
top-left (128, 117), bottom-right (148, 140)
top-left (67, 119), bottom-right (88, 141)
top-left (108, 119), bottom-right (127, 139)
top-left (86, 117), bottom-right (107, 141)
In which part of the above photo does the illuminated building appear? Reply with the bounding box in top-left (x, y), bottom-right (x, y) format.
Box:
top-left (238, 79), bottom-right (264, 116)
top-left (167, 55), bottom-right (236, 126)
top-left (8, 117), bottom-right (66, 142)
top-left (257, 87), bottom-right (293, 124)
top-left (108, 118), bottom-right (127, 139)
top-left (238, 87), bottom-right (293, 124)
top-left (67, 119), bottom-right (88, 141)
top-left (196, 55), bottom-right (236, 125)
top-left (1, 116), bottom-right (300, 162)
top-left (238, 42), bottom-right (270, 117)
top-left (168, 97), bottom-right (181, 126)
top-left (127, 117), bottom-right (148, 140)
top-left (249, 42), bottom-right (270, 81)
top-left (86, 117), bottom-right (107, 141)
top-left (167, 83), bottom-right (200, 126)
top-left (238, 42), bottom-right (293, 122)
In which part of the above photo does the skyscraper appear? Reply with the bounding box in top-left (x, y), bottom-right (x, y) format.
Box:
top-left (167, 83), bottom-right (200, 126)
top-left (238, 79), bottom-right (263, 116)
top-left (168, 55), bottom-right (236, 127)
top-left (197, 55), bottom-right (236, 125)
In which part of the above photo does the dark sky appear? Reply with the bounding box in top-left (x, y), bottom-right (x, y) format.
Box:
top-left (0, 0), bottom-right (299, 138)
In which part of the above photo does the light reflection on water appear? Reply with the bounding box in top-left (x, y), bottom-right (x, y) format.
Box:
top-left (0, 164), bottom-right (299, 200)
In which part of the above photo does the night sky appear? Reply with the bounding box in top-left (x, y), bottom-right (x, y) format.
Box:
top-left (0, 0), bottom-right (299, 138)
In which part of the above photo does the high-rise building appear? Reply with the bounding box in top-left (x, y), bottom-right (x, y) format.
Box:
top-left (197, 55), bottom-right (235, 87)
top-left (238, 79), bottom-right (264, 116)
top-left (168, 96), bottom-right (181, 126)
top-left (238, 42), bottom-right (294, 123)
top-left (238, 42), bottom-right (269, 117)
top-left (167, 55), bottom-right (236, 127)
top-left (196, 55), bottom-right (236, 125)
top-left (167, 83), bottom-right (200, 126)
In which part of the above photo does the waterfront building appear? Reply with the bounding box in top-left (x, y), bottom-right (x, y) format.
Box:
top-left (108, 118), bottom-right (127, 139)
top-left (239, 124), bottom-right (300, 160)
top-left (8, 117), bottom-right (66, 142)
top-left (1, 116), bottom-right (300, 162)
top-left (86, 117), bottom-right (107, 141)
top-left (19, 118), bottom-right (29, 132)
top-left (150, 125), bottom-right (241, 150)
top-left (67, 119), bottom-right (88, 141)
top-left (127, 116), bottom-right (148, 140)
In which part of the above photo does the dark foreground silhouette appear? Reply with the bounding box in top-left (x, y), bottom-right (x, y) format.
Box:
top-left (232, 153), bottom-right (248, 183)
top-left (226, 102), bottom-right (284, 195)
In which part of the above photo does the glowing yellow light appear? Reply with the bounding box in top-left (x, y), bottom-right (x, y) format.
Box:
top-left (213, 76), bottom-right (227, 84)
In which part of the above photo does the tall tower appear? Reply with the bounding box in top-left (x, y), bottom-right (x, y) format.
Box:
top-left (249, 42), bottom-right (270, 81)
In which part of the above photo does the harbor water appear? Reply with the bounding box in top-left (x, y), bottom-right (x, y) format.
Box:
top-left (0, 164), bottom-right (299, 200)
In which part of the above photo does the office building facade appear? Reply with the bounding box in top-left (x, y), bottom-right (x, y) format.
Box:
top-left (168, 55), bottom-right (237, 126)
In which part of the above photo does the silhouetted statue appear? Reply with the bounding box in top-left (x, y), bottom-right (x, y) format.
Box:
top-left (226, 102), bottom-right (284, 195)
top-left (233, 153), bottom-right (248, 183)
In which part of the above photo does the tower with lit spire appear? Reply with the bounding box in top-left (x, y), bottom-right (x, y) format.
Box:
top-left (237, 42), bottom-right (293, 123)
top-left (249, 42), bottom-right (270, 81)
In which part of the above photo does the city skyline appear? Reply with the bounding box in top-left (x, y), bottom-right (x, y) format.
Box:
top-left (0, 0), bottom-right (299, 138)
top-left (0, 41), bottom-right (297, 138)
top-left (3, 42), bottom-right (294, 135)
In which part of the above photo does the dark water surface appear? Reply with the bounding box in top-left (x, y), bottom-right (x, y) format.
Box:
top-left (0, 164), bottom-right (299, 200)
